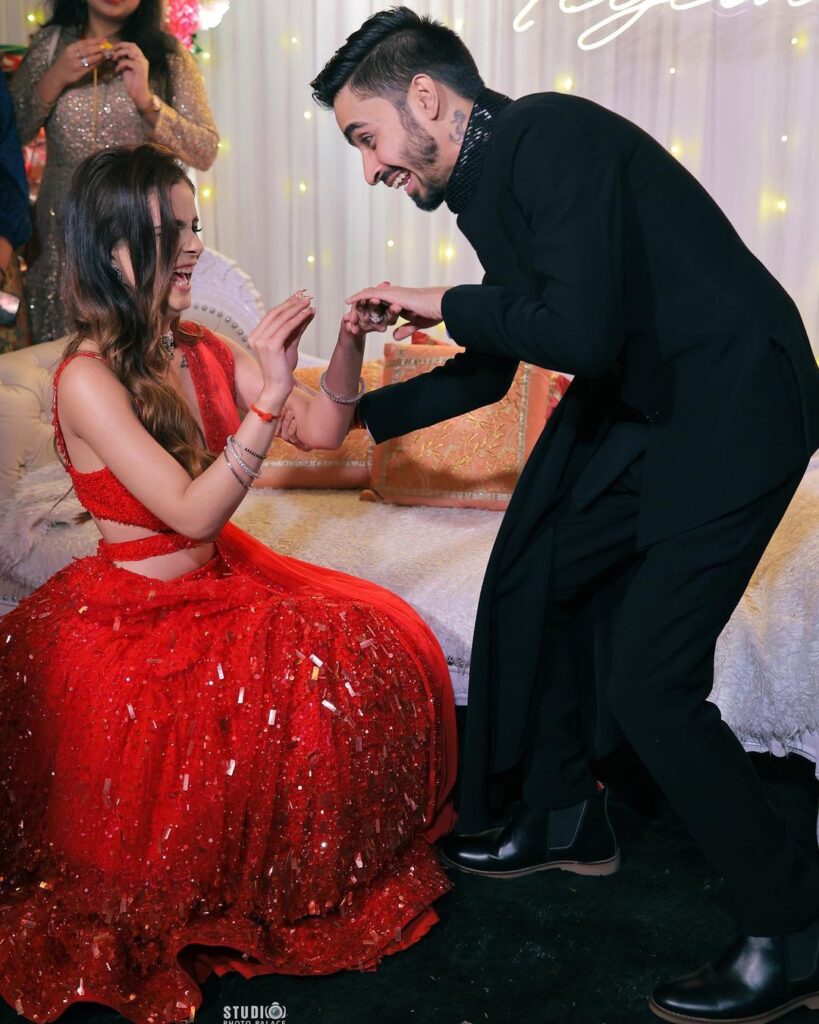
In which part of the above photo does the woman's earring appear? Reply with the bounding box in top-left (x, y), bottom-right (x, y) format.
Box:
top-left (111, 262), bottom-right (122, 281)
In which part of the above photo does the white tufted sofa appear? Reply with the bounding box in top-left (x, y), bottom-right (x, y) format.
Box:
top-left (187, 247), bottom-right (266, 348)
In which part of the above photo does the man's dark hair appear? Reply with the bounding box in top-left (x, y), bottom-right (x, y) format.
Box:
top-left (311, 5), bottom-right (483, 109)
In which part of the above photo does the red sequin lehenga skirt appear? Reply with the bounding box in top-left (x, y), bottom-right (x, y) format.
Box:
top-left (0, 523), bottom-right (458, 1023)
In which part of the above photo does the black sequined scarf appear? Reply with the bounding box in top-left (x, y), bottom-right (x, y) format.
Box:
top-left (445, 88), bottom-right (512, 215)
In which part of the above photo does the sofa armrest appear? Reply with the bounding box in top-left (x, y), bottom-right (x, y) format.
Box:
top-left (0, 338), bottom-right (66, 502)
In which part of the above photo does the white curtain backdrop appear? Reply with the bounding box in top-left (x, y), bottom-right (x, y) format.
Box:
top-left (4, 1), bottom-right (818, 357)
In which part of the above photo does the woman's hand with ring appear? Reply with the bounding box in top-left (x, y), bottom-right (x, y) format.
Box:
top-left (342, 283), bottom-right (398, 337)
top-left (346, 284), bottom-right (446, 341)
top-left (52, 38), bottom-right (105, 87)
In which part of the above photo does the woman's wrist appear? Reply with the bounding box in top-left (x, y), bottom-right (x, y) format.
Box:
top-left (335, 329), bottom-right (365, 354)
top-left (319, 371), bottom-right (365, 405)
top-left (136, 92), bottom-right (161, 120)
top-left (253, 387), bottom-right (291, 417)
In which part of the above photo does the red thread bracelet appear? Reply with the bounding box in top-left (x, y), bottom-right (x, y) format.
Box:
top-left (250, 402), bottom-right (281, 423)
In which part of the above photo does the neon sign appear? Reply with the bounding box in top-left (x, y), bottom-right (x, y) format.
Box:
top-left (513, 0), bottom-right (814, 51)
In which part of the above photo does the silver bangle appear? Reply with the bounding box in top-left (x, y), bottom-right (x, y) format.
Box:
top-left (226, 435), bottom-right (261, 479)
top-left (319, 371), bottom-right (366, 405)
top-left (234, 437), bottom-right (266, 461)
top-left (222, 448), bottom-right (251, 490)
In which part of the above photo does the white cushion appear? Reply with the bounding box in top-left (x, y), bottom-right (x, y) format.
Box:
top-left (0, 338), bottom-right (65, 503)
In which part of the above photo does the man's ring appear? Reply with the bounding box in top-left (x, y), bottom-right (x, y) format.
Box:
top-left (369, 310), bottom-right (385, 324)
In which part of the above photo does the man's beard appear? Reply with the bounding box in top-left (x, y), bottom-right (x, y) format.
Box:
top-left (395, 102), bottom-right (449, 211)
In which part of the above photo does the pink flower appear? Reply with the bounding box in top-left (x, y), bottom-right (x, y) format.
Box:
top-left (165, 0), bottom-right (201, 50)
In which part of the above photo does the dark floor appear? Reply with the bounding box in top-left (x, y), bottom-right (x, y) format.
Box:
top-left (2, 732), bottom-right (818, 1024)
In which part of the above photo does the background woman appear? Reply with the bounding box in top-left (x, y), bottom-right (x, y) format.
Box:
top-left (11, 0), bottom-right (218, 343)
top-left (0, 143), bottom-right (456, 1024)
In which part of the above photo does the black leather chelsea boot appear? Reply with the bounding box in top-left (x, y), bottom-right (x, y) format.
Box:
top-left (649, 921), bottom-right (819, 1023)
top-left (438, 783), bottom-right (620, 878)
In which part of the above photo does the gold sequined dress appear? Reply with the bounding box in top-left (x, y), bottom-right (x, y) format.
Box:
top-left (11, 25), bottom-right (218, 343)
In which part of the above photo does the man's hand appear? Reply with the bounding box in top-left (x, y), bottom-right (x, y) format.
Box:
top-left (345, 285), bottom-right (447, 341)
top-left (277, 405), bottom-right (313, 451)
top-left (341, 281), bottom-right (398, 338)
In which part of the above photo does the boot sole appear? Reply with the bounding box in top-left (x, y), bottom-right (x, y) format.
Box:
top-left (438, 849), bottom-right (621, 879)
top-left (648, 991), bottom-right (819, 1023)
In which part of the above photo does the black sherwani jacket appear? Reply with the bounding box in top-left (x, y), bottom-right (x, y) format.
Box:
top-left (357, 89), bottom-right (819, 831)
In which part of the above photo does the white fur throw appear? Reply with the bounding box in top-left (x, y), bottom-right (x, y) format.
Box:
top-left (0, 462), bottom-right (99, 588)
top-left (711, 456), bottom-right (819, 750)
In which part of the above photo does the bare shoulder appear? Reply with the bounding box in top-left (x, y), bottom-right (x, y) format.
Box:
top-left (57, 354), bottom-right (133, 418)
top-left (58, 350), bottom-right (113, 385)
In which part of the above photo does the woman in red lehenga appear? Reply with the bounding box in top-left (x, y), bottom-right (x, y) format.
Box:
top-left (0, 144), bottom-right (457, 1024)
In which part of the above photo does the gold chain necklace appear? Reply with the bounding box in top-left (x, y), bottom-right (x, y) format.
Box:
top-left (90, 39), bottom-right (114, 145)
top-left (92, 64), bottom-right (99, 143)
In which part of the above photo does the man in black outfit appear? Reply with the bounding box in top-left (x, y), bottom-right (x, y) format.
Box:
top-left (311, 9), bottom-right (819, 1021)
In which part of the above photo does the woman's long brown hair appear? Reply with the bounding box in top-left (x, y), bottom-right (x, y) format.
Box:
top-left (61, 143), bottom-right (213, 478)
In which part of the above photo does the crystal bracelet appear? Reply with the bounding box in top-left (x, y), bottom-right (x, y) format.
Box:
top-left (319, 371), bottom-right (366, 405)
top-left (226, 435), bottom-right (261, 479)
top-left (222, 448), bottom-right (251, 490)
top-left (234, 437), bottom-right (266, 461)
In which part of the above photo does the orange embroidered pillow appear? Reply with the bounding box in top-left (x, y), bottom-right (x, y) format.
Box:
top-left (255, 360), bottom-right (383, 489)
top-left (367, 343), bottom-right (569, 511)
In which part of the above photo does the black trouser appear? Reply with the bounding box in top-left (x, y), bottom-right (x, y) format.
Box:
top-left (523, 453), bottom-right (819, 935)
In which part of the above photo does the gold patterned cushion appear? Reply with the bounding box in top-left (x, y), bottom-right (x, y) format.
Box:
top-left (255, 361), bottom-right (383, 489)
top-left (367, 343), bottom-right (569, 510)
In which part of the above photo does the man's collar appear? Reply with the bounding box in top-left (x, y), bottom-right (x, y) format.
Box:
top-left (445, 88), bottom-right (511, 215)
